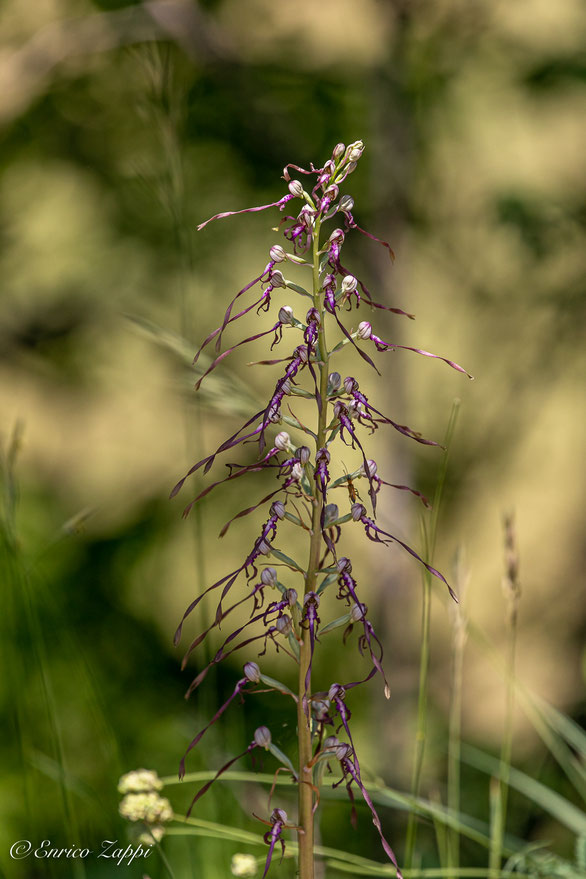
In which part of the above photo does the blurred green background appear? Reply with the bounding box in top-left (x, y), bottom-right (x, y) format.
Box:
top-left (1, 0), bottom-right (584, 877)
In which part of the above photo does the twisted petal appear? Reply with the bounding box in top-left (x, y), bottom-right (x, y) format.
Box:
top-left (179, 677), bottom-right (249, 778)
top-left (197, 195), bottom-right (295, 231)
top-left (185, 742), bottom-right (258, 814)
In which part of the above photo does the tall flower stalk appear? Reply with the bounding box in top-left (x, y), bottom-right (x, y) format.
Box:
top-left (172, 142), bottom-right (471, 879)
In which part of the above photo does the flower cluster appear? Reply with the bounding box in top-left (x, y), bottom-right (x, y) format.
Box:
top-left (172, 141), bottom-right (471, 876)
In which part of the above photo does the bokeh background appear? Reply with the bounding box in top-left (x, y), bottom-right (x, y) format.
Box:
top-left (1, 0), bottom-right (584, 877)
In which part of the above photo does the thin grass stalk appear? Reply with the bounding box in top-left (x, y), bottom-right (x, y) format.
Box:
top-left (447, 548), bottom-right (468, 876)
top-left (489, 515), bottom-right (520, 877)
top-left (404, 401), bottom-right (460, 870)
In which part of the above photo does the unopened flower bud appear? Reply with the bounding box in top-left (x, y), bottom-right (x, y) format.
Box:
top-left (270, 270), bottom-right (286, 288)
top-left (258, 539), bottom-right (271, 555)
top-left (351, 503), bottom-right (366, 521)
top-left (339, 195), bottom-right (354, 213)
top-left (311, 699), bottom-right (330, 721)
top-left (270, 244), bottom-right (287, 263)
top-left (288, 180), bottom-right (304, 198)
top-left (296, 446), bottom-right (311, 465)
top-left (271, 501), bottom-right (286, 519)
top-left (341, 275), bottom-right (358, 294)
top-left (334, 743), bottom-right (352, 761)
top-left (278, 305), bottom-right (294, 325)
top-left (344, 376), bottom-right (358, 394)
top-left (328, 371), bottom-right (342, 392)
top-left (347, 141), bottom-right (364, 162)
top-left (323, 504), bottom-right (339, 527)
top-left (274, 431), bottom-right (290, 451)
top-left (296, 345), bottom-right (309, 363)
top-left (276, 614), bottom-right (292, 636)
top-left (351, 603), bottom-right (366, 622)
top-left (285, 588), bottom-right (298, 607)
top-left (281, 378), bottom-right (292, 395)
top-left (336, 556), bottom-right (352, 573)
top-left (323, 735), bottom-right (340, 749)
top-left (357, 320), bottom-right (372, 340)
top-left (345, 161), bottom-right (357, 175)
top-left (244, 661), bottom-right (261, 683)
top-left (254, 726), bottom-right (272, 748)
top-left (361, 459), bottom-right (377, 478)
top-left (291, 462), bottom-right (304, 482)
top-left (333, 143), bottom-right (345, 159)
top-left (268, 405), bottom-right (281, 423)
top-left (328, 683), bottom-right (345, 702)
top-left (261, 566), bottom-right (277, 586)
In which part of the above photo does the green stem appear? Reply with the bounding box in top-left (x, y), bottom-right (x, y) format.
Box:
top-left (297, 215), bottom-right (327, 879)
top-left (404, 401), bottom-right (460, 871)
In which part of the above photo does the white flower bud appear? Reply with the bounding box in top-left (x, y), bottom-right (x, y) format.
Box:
top-left (323, 735), bottom-right (340, 749)
top-left (328, 371), bottom-right (342, 392)
top-left (346, 140), bottom-right (364, 162)
top-left (334, 743), bottom-right (351, 761)
top-left (336, 557), bottom-right (352, 574)
top-left (351, 503), bottom-right (366, 521)
top-left (361, 459), bottom-right (377, 478)
top-left (244, 661), bottom-right (261, 683)
top-left (333, 143), bottom-right (345, 159)
top-left (345, 162), bottom-right (357, 175)
top-left (261, 566), bottom-right (277, 586)
top-left (344, 376), bottom-right (358, 394)
top-left (276, 614), bottom-right (292, 636)
top-left (288, 180), bottom-right (304, 198)
top-left (357, 321), bottom-right (372, 340)
top-left (328, 683), bottom-right (345, 702)
top-left (258, 539), bottom-right (271, 555)
top-left (311, 699), bottom-right (330, 721)
top-left (254, 726), bottom-right (272, 748)
top-left (270, 270), bottom-right (286, 288)
top-left (342, 275), bottom-right (358, 294)
top-left (285, 588), bottom-right (298, 606)
top-left (271, 500), bottom-right (286, 519)
top-left (274, 431), bottom-right (290, 451)
top-left (296, 446), bottom-right (311, 465)
top-left (273, 808), bottom-right (288, 824)
top-left (296, 345), bottom-right (309, 363)
top-left (351, 603), bottom-right (366, 622)
top-left (339, 195), bottom-right (354, 213)
top-left (291, 462), bottom-right (304, 482)
top-left (270, 244), bottom-right (287, 263)
top-left (278, 305), bottom-right (294, 325)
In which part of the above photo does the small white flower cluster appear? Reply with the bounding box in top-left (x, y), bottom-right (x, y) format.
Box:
top-left (119, 791), bottom-right (173, 824)
top-left (231, 853), bottom-right (258, 877)
top-left (118, 769), bottom-right (172, 844)
top-left (118, 768), bottom-right (163, 794)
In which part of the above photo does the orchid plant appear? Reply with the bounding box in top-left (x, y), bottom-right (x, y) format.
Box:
top-left (170, 141), bottom-right (472, 879)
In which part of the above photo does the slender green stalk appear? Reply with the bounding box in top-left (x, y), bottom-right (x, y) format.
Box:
top-left (297, 215), bottom-right (327, 879)
top-left (489, 515), bottom-right (520, 878)
top-left (404, 401), bottom-right (460, 870)
top-left (447, 548), bottom-right (468, 875)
